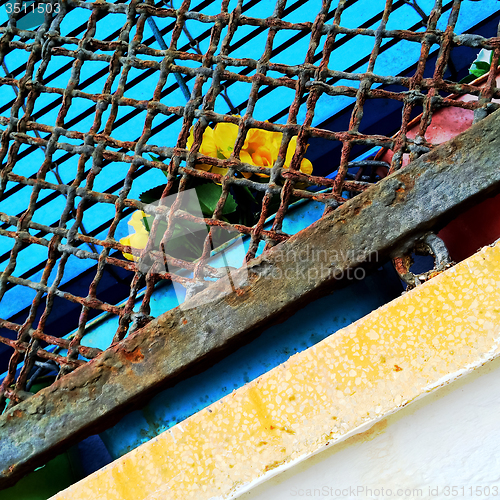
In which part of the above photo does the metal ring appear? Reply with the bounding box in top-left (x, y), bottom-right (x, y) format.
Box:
top-left (392, 233), bottom-right (454, 289)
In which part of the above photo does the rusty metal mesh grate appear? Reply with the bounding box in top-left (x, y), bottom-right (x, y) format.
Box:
top-left (0, 0), bottom-right (499, 412)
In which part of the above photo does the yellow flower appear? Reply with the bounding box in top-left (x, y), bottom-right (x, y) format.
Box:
top-left (186, 122), bottom-right (313, 178)
top-left (186, 126), bottom-right (219, 173)
top-left (120, 211), bottom-right (151, 261)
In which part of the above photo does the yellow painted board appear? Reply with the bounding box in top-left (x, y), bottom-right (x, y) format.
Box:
top-left (51, 241), bottom-right (500, 500)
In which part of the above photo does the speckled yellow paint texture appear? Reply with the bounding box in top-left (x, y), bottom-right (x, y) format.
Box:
top-left (51, 242), bottom-right (500, 500)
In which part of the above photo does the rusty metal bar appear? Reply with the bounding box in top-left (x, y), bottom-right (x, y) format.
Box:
top-left (1, 108), bottom-right (500, 487)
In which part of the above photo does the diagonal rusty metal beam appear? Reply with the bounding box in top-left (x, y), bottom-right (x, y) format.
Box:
top-left (2, 110), bottom-right (500, 488)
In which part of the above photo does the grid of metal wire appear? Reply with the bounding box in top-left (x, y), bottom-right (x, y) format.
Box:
top-left (0, 0), bottom-right (499, 412)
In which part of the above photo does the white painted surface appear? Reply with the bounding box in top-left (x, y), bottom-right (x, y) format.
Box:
top-left (239, 356), bottom-right (500, 500)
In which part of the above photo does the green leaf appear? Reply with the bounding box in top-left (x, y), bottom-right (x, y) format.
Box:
top-left (470, 68), bottom-right (485, 78)
top-left (210, 225), bottom-right (237, 249)
top-left (473, 61), bottom-right (491, 72)
top-left (152, 220), bottom-right (169, 248)
top-left (459, 73), bottom-right (478, 84)
top-left (139, 184), bottom-right (168, 204)
top-left (194, 183), bottom-right (237, 216)
top-left (142, 213), bottom-right (152, 232)
top-left (153, 220), bottom-right (208, 262)
top-left (137, 180), bottom-right (239, 262)
top-left (240, 186), bottom-right (258, 205)
top-left (148, 154), bottom-right (170, 179)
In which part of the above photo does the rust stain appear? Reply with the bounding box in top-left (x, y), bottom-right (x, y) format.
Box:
top-left (121, 347), bottom-right (145, 364)
top-left (393, 255), bottom-right (412, 275)
top-left (223, 285), bottom-right (252, 307)
top-left (6, 410), bottom-right (24, 421)
top-left (264, 459), bottom-right (286, 472)
top-left (353, 197), bottom-right (373, 216)
top-left (391, 173), bottom-right (416, 204)
top-left (394, 365), bottom-right (403, 372)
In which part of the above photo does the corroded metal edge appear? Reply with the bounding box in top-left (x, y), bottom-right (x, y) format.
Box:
top-left (2, 110), bottom-right (500, 488)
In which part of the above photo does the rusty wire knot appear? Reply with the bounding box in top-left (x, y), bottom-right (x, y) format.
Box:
top-left (392, 233), bottom-right (455, 290)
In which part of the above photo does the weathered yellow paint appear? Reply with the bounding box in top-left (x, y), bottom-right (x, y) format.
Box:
top-left (51, 241), bottom-right (500, 500)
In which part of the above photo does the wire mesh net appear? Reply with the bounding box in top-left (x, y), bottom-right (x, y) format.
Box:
top-left (0, 0), bottom-right (499, 411)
